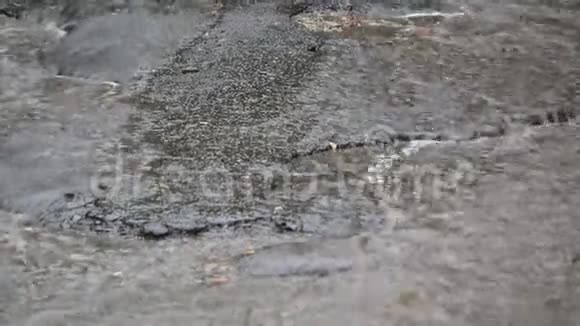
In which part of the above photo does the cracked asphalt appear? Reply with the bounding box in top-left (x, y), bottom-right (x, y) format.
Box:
top-left (1, 0), bottom-right (580, 325)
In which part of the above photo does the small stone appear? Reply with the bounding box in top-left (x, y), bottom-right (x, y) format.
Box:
top-left (274, 216), bottom-right (302, 232)
top-left (104, 212), bottom-right (122, 222)
top-left (307, 45), bottom-right (317, 52)
top-left (60, 22), bottom-right (77, 34)
top-left (71, 215), bottom-right (82, 224)
top-left (94, 225), bottom-right (109, 231)
top-left (165, 220), bottom-right (207, 235)
top-left (206, 276), bottom-right (229, 287)
top-left (557, 108), bottom-right (570, 123)
top-left (181, 66), bottom-right (200, 74)
top-left (572, 253), bottom-right (580, 264)
top-left (26, 111), bottom-right (40, 120)
top-left (242, 248), bottom-right (255, 256)
top-left (414, 26), bottom-right (432, 38)
top-left (63, 193), bottom-right (75, 202)
top-left (394, 133), bottom-right (411, 142)
top-left (85, 210), bottom-right (103, 221)
top-left (510, 113), bottom-right (527, 123)
top-left (69, 254), bottom-right (91, 262)
top-left (528, 114), bottom-right (543, 126)
top-left (474, 125), bottom-right (503, 138)
top-left (142, 222), bottom-right (170, 238)
top-left (124, 219), bottom-right (146, 227)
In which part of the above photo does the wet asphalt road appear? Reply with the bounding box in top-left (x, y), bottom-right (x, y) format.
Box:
top-left (1, 0), bottom-right (580, 325)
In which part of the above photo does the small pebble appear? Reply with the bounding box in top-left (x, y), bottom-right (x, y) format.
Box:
top-left (71, 215), bottom-right (82, 224)
top-left (181, 66), bottom-right (200, 74)
top-left (556, 108), bottom-right (570, 123)
top-left (242, 248), bottom-right (255, 256)
top-left (105, 212), bottom-right (122, 222)
top-left (414, 27), bottom-right (432, 38)
top-left (528, 114), bottom-right (543, 126)
top-left (63, 193), bottom-right (75, 201)
top-left (206, 276), bottom-right (229, 287)
top-left (142, 222), bottom-right (170, 238)
top-left (473, 125), bottom-right (504, 139)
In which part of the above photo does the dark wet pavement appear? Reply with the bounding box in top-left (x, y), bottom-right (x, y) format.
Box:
top-left (1, 0), bottom-right (580, 325)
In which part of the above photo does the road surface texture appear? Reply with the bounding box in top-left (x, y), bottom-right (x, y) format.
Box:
top-left (1, 0), bottom-right (580, 325)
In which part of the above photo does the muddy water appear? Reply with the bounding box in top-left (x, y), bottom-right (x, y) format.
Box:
top-left (2, 0), bottom-right (580, 325)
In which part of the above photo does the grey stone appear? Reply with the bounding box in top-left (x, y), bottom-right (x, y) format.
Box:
top-left (142, 222), bottom-right (170, 238)
top-left (104, 212), bottom-right (122, 222)
top-left (180, 66), bottom-right (199, 74)
top-left (473, 125), bottom-right (504, 139)
top-left (71, 214), bottom-right (82, 224)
